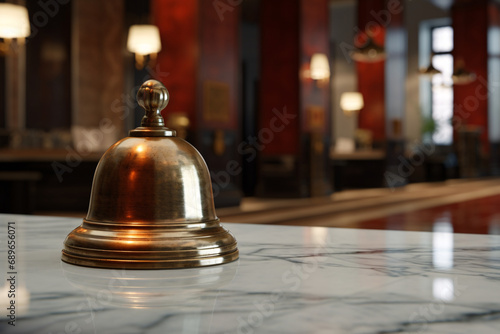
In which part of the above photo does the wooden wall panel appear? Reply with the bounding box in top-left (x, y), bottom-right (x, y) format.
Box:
top-left (73, 0), bottom-right (124, 136)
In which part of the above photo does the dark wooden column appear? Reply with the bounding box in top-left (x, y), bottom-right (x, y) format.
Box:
top-left (152, 0), bottom-right (242, 207)
top-left (257, 0), bottom-right (331, 198)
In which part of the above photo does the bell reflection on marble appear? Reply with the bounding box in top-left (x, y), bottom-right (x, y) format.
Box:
top-left (61, 261), bottom-right (238, 308)
top-left (61, 80), bottom-right (238, 269)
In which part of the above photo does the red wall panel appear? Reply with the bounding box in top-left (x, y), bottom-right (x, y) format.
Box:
top-left (153, 0), bottom-right (239, 132)
top-left (198, 0), bottom-right (239, 130)
top-left (152, 0), bottom-right (199, 127)
top-left (300, 0), bottom-right (330, 134)
top-left (356, 0), bottom-right (386, 143)
top-left (260, 0), bottom-right (300, 156)
top-left (260, 0), bottom-right (330, 156)
top-left (452, 0), bottom-right (489, 152)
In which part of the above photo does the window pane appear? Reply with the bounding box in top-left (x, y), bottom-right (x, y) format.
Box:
top-left (432, 54), bottom-right (454, 86)
top-left (432, 26), bottom-right (453, 53)
top-left (432, 79), bottom-right (453, 145)
top-left (430, 47), bottom-right (453, 144)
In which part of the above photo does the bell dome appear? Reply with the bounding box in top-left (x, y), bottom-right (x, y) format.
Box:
top-left (86, 136), bottom-right (217, 223)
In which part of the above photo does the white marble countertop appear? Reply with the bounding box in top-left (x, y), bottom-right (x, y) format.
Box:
top-left (1, 214), bottom-right (500, 334)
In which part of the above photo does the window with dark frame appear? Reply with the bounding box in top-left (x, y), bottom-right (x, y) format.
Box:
top-left (430, 25), bottom-right (454, 145)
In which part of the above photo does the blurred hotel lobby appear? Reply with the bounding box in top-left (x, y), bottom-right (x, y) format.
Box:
top-left (1, 0), bottom-right (500, 234)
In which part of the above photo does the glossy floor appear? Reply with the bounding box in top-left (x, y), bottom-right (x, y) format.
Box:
top-left (357, 193), bottom-right (500, 234)
top-left (218, 179), bottom-right (500, 234)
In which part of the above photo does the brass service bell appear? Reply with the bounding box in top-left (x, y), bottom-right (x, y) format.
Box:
top-left (61, 80), bottom-right (238, 269)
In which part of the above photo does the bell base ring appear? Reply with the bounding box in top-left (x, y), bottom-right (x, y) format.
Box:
top-left (61, 250), bottom-right (239, 270)
top-left (61, 218), bottom-right (239, 270)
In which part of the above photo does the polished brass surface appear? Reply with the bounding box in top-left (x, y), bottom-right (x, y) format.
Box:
top-left (129, 80), bottom-right (176, 137)
top-left (62, 80), bottom-right (238, 269)
top-left (137, 79), bottom-right (168, 127)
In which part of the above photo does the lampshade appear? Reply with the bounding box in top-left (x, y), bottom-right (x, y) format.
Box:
top-left (340, 92), bottom-right (364, 111)
top-left (310, 53), bottom-right (330, 80)
top-left (419, 53), bottom-right (442, 77)
top-left (127, 25), bottom-right (162, 55)
top-left (0, 3), bottom-right (30, 39)
top-left (350, 37), bottom-right (385, 62)
top-left (452, 60), bottom-right (476, 85)
top-left (419, 63), bottom-right (442, 76)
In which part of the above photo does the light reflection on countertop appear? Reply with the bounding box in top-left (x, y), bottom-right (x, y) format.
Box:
top-left (1, 214), bottom-right (500, 333)
top-left (432, 214), bottom-right (454, 270)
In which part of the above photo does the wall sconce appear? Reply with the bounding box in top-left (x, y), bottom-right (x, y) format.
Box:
top-left (340, 92), bottom-right (364, 116)
top-left (310, 53), bottom-right (330, 80)
top-left (127, 24), bottom-right (162, 70)
top-left (350, 36), bottom-right (385, 63)
top-left (0, 3), bottom-right (30, 55)
top-left (303, 53), bottom-right (330, 87)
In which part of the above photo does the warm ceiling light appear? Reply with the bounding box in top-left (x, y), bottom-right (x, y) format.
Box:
top-left (350, 37), bottom-right (386, 62)
top-left (127, 25), bottom-right (161, 55)
top-left (419, 63), bottom-right (442, 76)
top-left (340, 92), bottom-right (364, 116)
top-left (310, 53), bottom-right (330, 80)
top-left (452, 59), bottom-right (476, 85)
top-left (419, 53), bottom-right (442, 77)
top-left (0, 3), bottom-right (30, 39)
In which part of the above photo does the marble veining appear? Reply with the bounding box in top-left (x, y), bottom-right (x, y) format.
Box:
top-left (0, 214), bottom-right (500, 333)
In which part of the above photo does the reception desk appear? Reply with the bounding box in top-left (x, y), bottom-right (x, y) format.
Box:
top-left (1, 214), bottom-right (499, 333)
top-left (0, 149), bottom-right (101, 213)
top-left (331, 150), bottom-right (386, 190)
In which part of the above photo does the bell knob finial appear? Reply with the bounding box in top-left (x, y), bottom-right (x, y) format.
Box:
top-left (137, 79), bottom-right (169, 127)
